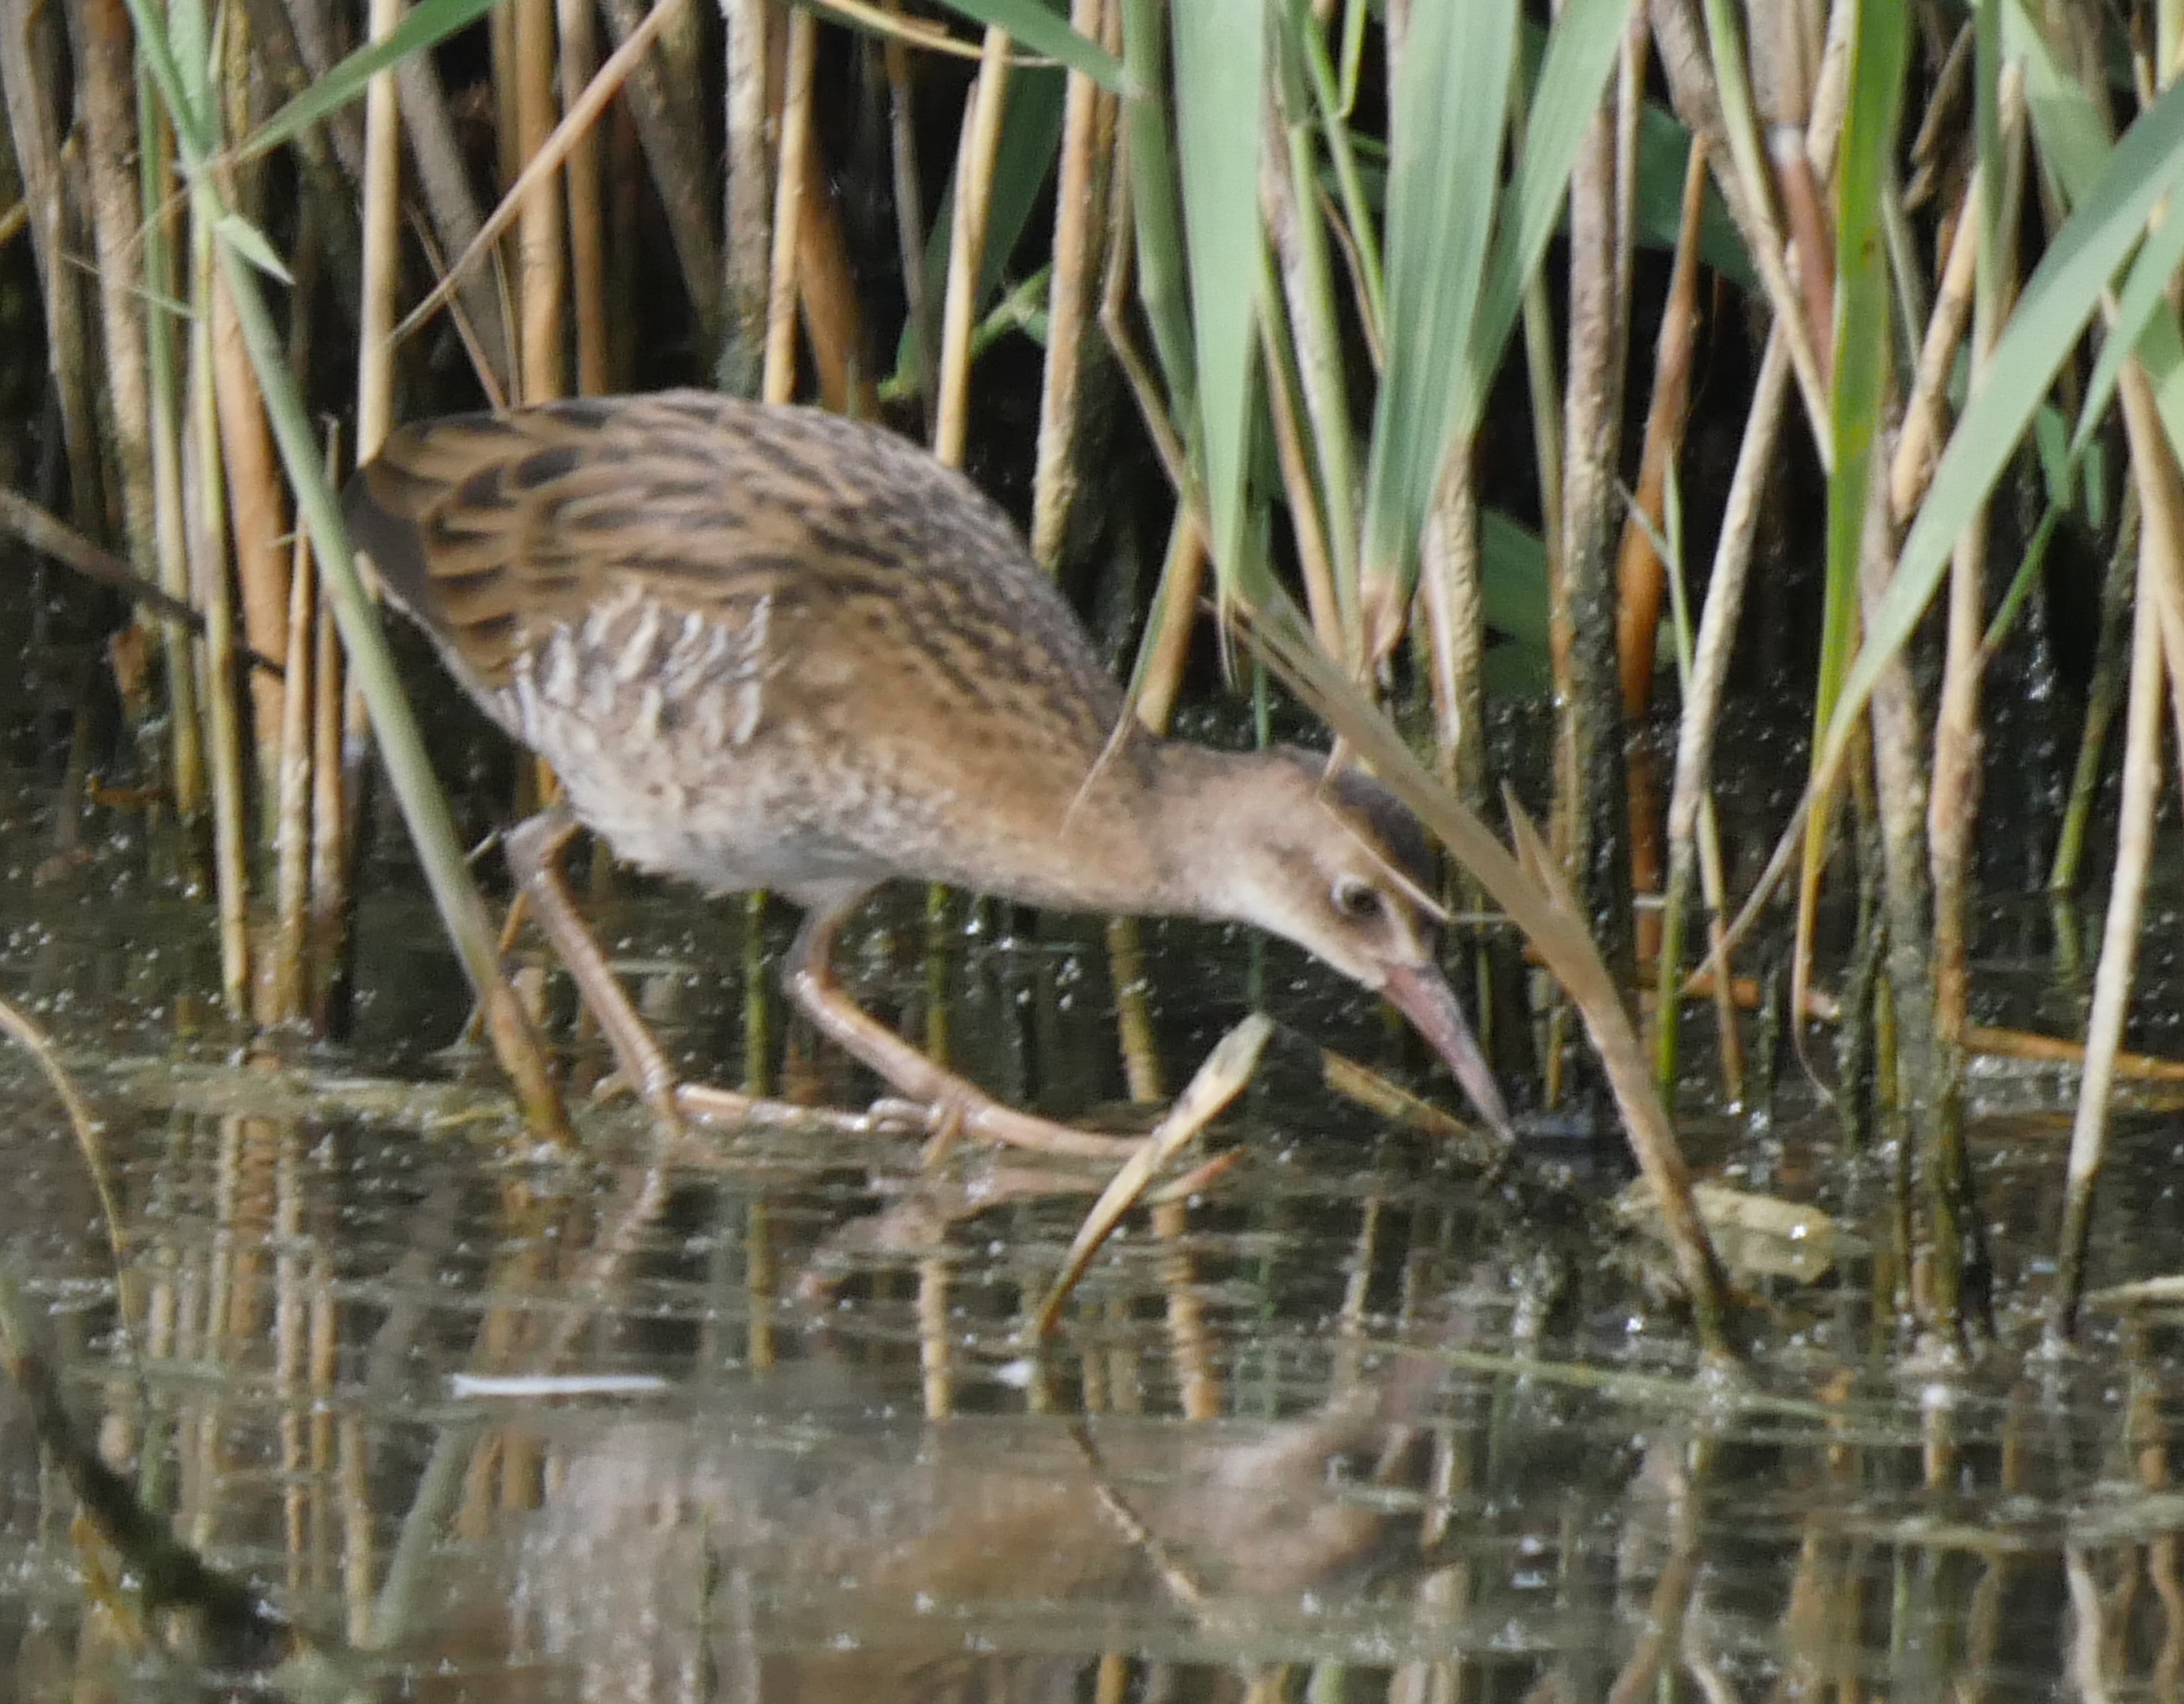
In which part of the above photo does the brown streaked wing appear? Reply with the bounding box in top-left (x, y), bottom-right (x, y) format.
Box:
top-left (342, 391), bottom-right (1126, 756)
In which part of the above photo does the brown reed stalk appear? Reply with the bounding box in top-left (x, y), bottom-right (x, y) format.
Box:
top-left (347, 0), bottom-right (515, 389)
top-left (762, 7), bottom-right (816, 406)
top-left (721, 0), bottom-right (773, 395)
top-left (211, 266), bottom-right (292, 820)
top-left (0, 0), bottom-right (103, 536)
top-left (70, 0), bottom-right (158, 584)
top-left (141, 93), bottom-right (209, 876)
top-left (1133, 510), bottom-right (1208, 737)
top-left (1258, 287), bottom-right (1342, 650)
top-left (514, 0), bottom-right (563, 403)
top-left (1660, 332), bottom-right (1790, 1105)
top-left (933, 25), bottom-right (1013, 467)
top-left (600, 0), bottom-right (720, 342)
top-left (308, 594), bottom-right (344, 1030)
top-left (1850, 459), bottom-right (1962, 1340)
top-left (233, 0), bottom-right (364, 309)
top-left (1647, 0), bottom-right (1831, 455)
top-left (1263, 41), bottom-right (1361, 655)
top-left (355, 0), bottom-right (403, 457)
top-left (1614, 139), bottom-right (1710, 972)
top-left (796, 144), bottom-right (877, 416)
top-left (2052, 362), bottom-right (2184, 1340)
top-left (1419, 442), bottom-right (1487, 806)
top-left (558, 0), bottom-right (608, 394)
top-left (1550, 39), bottom-right (1637, 1011)
top-left (189, 232), bottom-right (253, 1018)
top-left (1928, 125), bottom-right (2022, 1280)
top-left (263, 510), bottom-right (315, 1026)
top-left (491, 0), bottom-right (521, 194)
top-left (1029, 0), bottom-right (1112, 572)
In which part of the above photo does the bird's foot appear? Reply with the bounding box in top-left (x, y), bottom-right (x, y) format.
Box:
top-left (671, 1078), bottom-right (928, 1137)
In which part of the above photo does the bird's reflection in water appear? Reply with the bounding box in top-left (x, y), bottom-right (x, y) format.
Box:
top-left (424, 1361), bottom-right (1436, 1703)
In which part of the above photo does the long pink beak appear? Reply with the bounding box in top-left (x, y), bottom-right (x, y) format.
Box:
top-left (1382, 962), bottom-right (1515, 1143)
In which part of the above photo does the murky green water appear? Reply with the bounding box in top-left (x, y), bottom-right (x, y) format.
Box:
top-left (5, 786), bottom-right (2184, 1701)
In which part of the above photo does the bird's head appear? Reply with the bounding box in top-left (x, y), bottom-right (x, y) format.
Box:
top-left (1194, 747), bottom-right (1514, 1141)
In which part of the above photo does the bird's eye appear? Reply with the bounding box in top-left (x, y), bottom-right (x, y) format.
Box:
top-left (1331, 876), bottom-right (1382, 921)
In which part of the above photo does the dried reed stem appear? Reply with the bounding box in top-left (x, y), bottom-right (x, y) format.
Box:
top-left (762, 7), bottom-right (816, 405)
top-left (2051, 380), bottom-right (2172, 1339)
top-left (1030, 0), bottom-right (1111, 572)
top-left (932, 25), bottom-right (1013, 468)
top-left (211, 267), bottom-right (292, 815)
top-left (514, 0), bottom-right (563, 403)
top-left (188, 233), bottom-right (252, 1017)
top-left (559, 0), bottom-right (608, 394)
top-left (721, 0), bottom-right (772, 395)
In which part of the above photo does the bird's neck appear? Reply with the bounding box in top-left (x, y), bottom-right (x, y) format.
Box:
top-left (1057, 739), bottom-right (1271, 921)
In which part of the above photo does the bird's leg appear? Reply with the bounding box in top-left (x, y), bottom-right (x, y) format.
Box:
top-left (784, 893), bottom-right (1145, 1161)
top-left (503, 808), bottom-right (693, 1133)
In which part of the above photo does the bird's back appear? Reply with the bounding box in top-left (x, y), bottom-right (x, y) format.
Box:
top-left (343, 393), bottom-right (1139, 899)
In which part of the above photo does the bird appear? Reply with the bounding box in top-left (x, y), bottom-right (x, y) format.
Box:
top-left (343, 390), bottom-right (1513, 1157)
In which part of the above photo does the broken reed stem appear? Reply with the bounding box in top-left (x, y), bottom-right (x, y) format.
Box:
top-left (1029, 0), bottom-right (1111, 574)
top-left (932, 24), bottom-right (1013, 468)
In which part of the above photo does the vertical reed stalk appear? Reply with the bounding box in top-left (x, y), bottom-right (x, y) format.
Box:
top-left (558, 0), bottom-right (607, 394)
top-left (263, 513), bottom-right (315, 1026)
top-left (1854, 470), bottom-right (1961, 1340)
top-left (600, 0), bottom-right (720, 343)
top-left (2052, 363), bottom-right (2182, 1339)
top-left (211, 265), bottom-right (292, 819)
top-left (1615, 138), bottom-right (1709, 972)
top-left (189, 227), bottom-right (253, 1018)
top-left (515, 0), bottom-right (563, 402)
top-left (1030, 0), bottom-right (1110, 573)
top-left (309, 595), bottom-right (344, 1029)
top-left (1550, 56), bottom-right (1636, 1007)
top-left (720, 0), bottom-right (772, 395)
top-left (1657, 342), bottom-right (1791, 1106)
top-left (795, 138), bottom-right (876, 416)
top-left (140, 84), bottom-right (209, 873)
top-left (1418, 441), bottom-right (1486, 806)
top-left (1257, 288), bottom-right (1342, 650)
top-left (0, 0), bottom-right (103, 535)
top-left (2050, 501), bottom-right (2138, 895)
top-left (760, 9), bottom-right (816, 406)
top-left (933, 26), bottom-right (1014, 468)
top-left (71, 0), bottom-right (158, 577)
